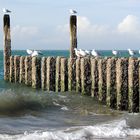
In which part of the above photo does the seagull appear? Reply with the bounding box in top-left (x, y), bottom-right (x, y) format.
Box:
top-left (26, 49), bottom-right (33, 55)
top-left (79, 49), bottom-right (87, 57)
top-left (112, 50), bottom-right (118, 56)
top-left (128, 48), bottom-right (135, 56)
top-left (26, 49), bottom-right (42, 57)
top-left (139, 50), bottom-right (140, 54)
top-left (31, 50), bottom-right (40, 57)
top-left (3, 8), bottom-right (11, 13)
top-left (74, 48), bottom-right (80, 57)
top-left (69, 9), bottom-right (77, 15)
top-left (85, 50), bottom-right (91, 56)
top-left (91, 49), bottom-right (99, 57)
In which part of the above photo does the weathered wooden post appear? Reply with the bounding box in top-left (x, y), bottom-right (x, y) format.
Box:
top-left (60, 57), bottom-right (68, 92)
top-left (76, 58), bottom-right (81, 92)
top-left (116, 58), bottom-right (128, 111)
top-left (41, 57), bottom-right (47, 90)
top-left (91, 58), bottom-right (98, 98)
top-left (128, 58), bottom-right (139, 112)
top-left (55, 57), bottom-right (61, 92)
top-left (32, 57), bottom-right (41, 89)
top-left (68, 58), bottom-right (76, 91)
top-left (25, 56), bottom-right (32, 86)
top-left (70, 15), bottom-right (77, 58)
top-left (46, 57), bottom-right (56, 91)
top-left (14, 56), bottom-right (20, 83)
top-left (3, 14), bottom-right (11, 80)
top-left (106, 58), bottom-right (117, 108)
top-left (98, 58), bottom-right (107, 102)
top-left (9, 56), bottom-right (14, 82)
top-left (80, 58), bottom-right (91, 95)
top-left (19, 56), bottom-right (25, 83)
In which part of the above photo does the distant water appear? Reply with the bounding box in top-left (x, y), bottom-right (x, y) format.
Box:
top-left (0, 50), bottom-right (140, 140)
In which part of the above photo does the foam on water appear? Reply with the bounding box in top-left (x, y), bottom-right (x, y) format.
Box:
top-left (0, 119), bottom-right (140, 140)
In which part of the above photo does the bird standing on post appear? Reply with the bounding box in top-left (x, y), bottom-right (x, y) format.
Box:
top-left (128, 48), bottom-right (135, 57)
top-left (2, 8), bottom-right (11, 13)
top-left (112, 50), bottom-right (118, 56)
top-left (26, 49), bottom-right (42, 57)
top-left (69, 9), bottom-right (77, 15)
top-left (91, 49), bottom-right (99, 57)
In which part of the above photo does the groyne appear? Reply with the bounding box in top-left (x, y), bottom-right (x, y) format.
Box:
top-left (3, 14), bottom-right (140, 113)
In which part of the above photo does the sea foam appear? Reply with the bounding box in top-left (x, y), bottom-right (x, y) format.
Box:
top-left (0, 119), bottom-right (140, 140)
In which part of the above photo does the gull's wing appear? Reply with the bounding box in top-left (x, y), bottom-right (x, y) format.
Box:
top-left (26, 49), bottom-right (33, 55)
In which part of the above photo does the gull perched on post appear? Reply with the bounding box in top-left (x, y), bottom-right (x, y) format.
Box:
top-left (91, 49), bottom-right (99, 57)
top-left (69, 9), bottom-right (77, 15)
top-left (2, 8), bottom-right (11, 13)
top-left (128, 48), bottom-right (135, 56)
top-left (26, 49), bottom-right (42, 57)
top-left (112, 50), bottom-right (118, 56)
top-left (79, 49), bottom-right (87, 57)
top-left (74, 48), bottom-right (81, 57)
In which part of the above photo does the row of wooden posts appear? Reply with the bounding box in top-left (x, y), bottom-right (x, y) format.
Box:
top-left (7, 56), bottom-right (140, 113)
top-left (3, 14), bottom-right (140, 112)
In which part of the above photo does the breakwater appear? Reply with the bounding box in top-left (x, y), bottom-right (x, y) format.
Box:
top-left (6, 56), bottom-right (140, 113)
top-left (3, 14), bottom-right (140, 113)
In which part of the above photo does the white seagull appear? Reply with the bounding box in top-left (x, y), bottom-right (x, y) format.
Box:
top-left (128, 48), bottom-right (135, 56)
top-left (79, 49), bottom-right (87, 57)
top-left (74, 48), bottom-right (80, 57)
top-left (69, 9), bottom-right (77, 15)
top-left (26, 49), bottom-right (33, 55)
top-left (91, 49), bottom-right (99, 57)
top-left (85, 50), bottom-right (91, 55)
top-left (26, 49), bottom-right (42, 57)
top-left (112, 50), bottom-right (118, 56)
top-left (139, 50), bottom-right (140, 54)
top-left (3, 8), bottom-right (11, 13)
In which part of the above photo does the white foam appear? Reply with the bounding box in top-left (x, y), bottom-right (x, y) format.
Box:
top-left (0, 119), bottom-right (140, 140)
top-left (61, 106), bottom-right (69, 111)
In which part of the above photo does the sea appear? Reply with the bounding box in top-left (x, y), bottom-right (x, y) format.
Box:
top-left (0, 50), bottom-right (140, 140)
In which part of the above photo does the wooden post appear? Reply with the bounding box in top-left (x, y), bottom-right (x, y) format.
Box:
top-left (68, 58), bottom-right (76, 91)
top-left (41, 57), bottom-right (47, 90)
top-left (55, 57), bottom-right (61, 92)
top-left (98, 58), bottom-right (107, 102)
top-left (91, 58), bottom-right (98, 98)
top-left (19, 56), bottom-right (25, 83)
top-left (9, 56), bottom-right (14, 82)
top-left (106, 58), bottom-right (117, 108)
top-left (3, 14), bottom-right (11, 80)
top-left (80, 58), bottom-right (91, 95)
top-left (139, 58), bottom-right (140, 112)
top-left (46, 57), bottom-right (56, 91)
top-left (32, 57), bottom-right (41, 89)
top-left (60, 58), bottom-right (68, 92)
top-left (25, 56), bottom-right (32, 86)
top-left (116, 58), bottom-right (128, 111)
top-left (76, 58), bottom-right (81, 92)
top-left (70, 15), bottom-right (77, 58)
top-left (128, 58), bottom-right (139, 112)
top-left (14, 56), bottom-right (20, 83)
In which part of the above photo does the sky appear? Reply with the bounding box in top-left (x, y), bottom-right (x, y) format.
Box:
top-left (1, 0), bottom-right (140, 50)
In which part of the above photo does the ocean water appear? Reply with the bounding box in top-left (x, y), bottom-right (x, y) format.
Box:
top-left (0, 50), bottom-right (140, 140)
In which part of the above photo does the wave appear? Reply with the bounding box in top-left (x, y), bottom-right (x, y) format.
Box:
top-left (0, 119), bottom-right (140, 140)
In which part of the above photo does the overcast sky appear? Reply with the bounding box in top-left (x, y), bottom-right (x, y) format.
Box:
top-left (0, 0), bottom-right (140, 50)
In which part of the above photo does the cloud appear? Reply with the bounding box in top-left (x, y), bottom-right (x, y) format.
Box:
top-left (77, 16), bottom-right (109, 36)
top-left (10, 15), bottom-right (140, 50)
top-left (12, 25), bottom-right (39, 40)
top-left (117, 15), bottom-right (140, 34)
top-left (58, 16), bottom-right (110, 37)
